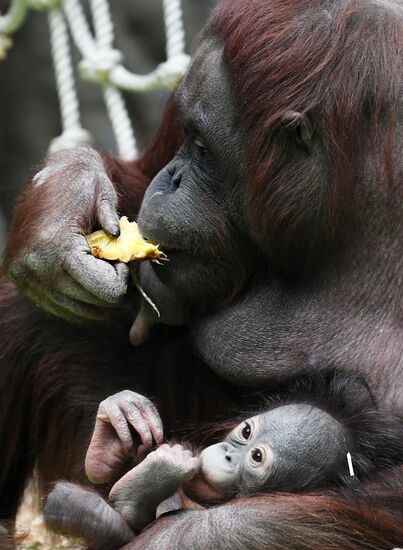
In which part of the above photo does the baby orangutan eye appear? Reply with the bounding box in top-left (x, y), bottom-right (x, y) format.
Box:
top-left (241, 422), bottom-right (251, 440)
top-left (248, 447), bottom-right (267, 468)
top-left (251, 448), bottom-right (263, 463)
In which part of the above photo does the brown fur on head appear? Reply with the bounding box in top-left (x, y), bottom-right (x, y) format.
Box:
top-left (210, 0), bottom-right (402, 267)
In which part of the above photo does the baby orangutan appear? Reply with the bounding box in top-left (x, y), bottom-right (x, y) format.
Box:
top-left (44, 373), bottom-right (403, 550)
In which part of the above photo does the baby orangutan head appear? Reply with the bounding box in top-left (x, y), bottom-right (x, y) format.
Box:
top-left (200, 404), bottom-right (347, 497)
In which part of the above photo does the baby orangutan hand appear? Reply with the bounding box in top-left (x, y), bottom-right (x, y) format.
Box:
top-left (85, 390), bottom-right (163, 485)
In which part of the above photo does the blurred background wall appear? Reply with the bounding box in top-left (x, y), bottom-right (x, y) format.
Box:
top-left (0, 0), bottom-right (216, 255)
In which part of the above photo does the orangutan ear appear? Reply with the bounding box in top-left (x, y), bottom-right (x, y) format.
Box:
top-left (281, 111), bottom-right (313, 154)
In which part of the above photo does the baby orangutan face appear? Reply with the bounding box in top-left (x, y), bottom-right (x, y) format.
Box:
top-left (201, 415), bottom-right (274, 496)
top-left (200, 404), bottom-right (348, 497)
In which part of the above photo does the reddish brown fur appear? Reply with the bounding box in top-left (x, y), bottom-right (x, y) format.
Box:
top-left (129, 467), bottom-right (403, 549)
top-left (0, 286), bottom-right (244, 522)
top-left (210, 0), bottom-right (402, 263)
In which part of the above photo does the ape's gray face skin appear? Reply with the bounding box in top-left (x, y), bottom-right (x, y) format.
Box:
top-left (200, 404), bottom-right (348, 497)
top-left (136, 34), bottom-right (323, 328)
top-left (137, 36), bottom-right (249, 325)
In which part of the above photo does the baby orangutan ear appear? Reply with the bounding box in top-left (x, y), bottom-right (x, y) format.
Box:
top-left (281, 111), bottom-right (313, 154)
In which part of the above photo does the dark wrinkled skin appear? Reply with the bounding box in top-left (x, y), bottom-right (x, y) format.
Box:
top-left (137, 38), bottom-right (250, 324)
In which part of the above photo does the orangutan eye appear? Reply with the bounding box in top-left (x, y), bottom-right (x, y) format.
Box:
top-left (241, 422), bottom-right (251, 440)
top-left (194, 136), bottom-right (207, 152)
top-left (251, 448), bottom-right (263, 463)
top-left (247, 446), bottom-right (273, 470)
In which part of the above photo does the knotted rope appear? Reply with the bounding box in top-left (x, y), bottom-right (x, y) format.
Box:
top-left (0, 0), bottom-right (190, 159)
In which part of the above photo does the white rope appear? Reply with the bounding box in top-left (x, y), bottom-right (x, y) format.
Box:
top-left (63, 0), bottom-right (97, 56)
top-left (48, 8), bottom-right (92, 153)
top-left (89, 0), bottom-right (113, 48)
top-left (0, 0), bottom-right (27, 34)
top-left (78, 0), bottom-right (137, 159)
top-left (110, 53), bottom-right (190, 92)
top-left (0, 0), bottom-right (191, 159)
top-left (103, 86), bottom-right (138, 160)
top-left (162, 0), bottom-right (186, 59)
top-left (63, 0), bottom-right (190, 94)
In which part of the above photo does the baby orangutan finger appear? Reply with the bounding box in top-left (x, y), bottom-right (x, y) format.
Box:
top-left (167, 444), bottom-right (201, 479)
top-left (120, 403), bottom-right (153, 449)
top-left (132, 396), bottom-right (164, 445)
top-left (98, 402), bottom-right (134, 455)
top-left (96, 391), bottom-right (163, 459)
top-left (144, 443), bottom-right (201, 482)
top-left (108, 390), bottom-right (163, 446)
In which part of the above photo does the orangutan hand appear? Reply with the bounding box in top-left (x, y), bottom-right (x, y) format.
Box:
top-left (5, 147), bottom-right (129, 323)
top-left (85, 390), bottom-right (164, 485)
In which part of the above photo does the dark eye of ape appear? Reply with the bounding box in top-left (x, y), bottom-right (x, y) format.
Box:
top-left (194, 136), bottom-right (207, 154)
top-left (241, 422), bottom-right (251, 439)
top-left (251, 449), bottom-right (263, 463)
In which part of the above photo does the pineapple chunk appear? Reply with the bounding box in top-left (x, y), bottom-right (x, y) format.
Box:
top-left (87, 217), bottom-right (165, 263)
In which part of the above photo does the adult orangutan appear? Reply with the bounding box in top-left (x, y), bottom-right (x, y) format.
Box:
top-left (0, 0), bottom-right (402, 548)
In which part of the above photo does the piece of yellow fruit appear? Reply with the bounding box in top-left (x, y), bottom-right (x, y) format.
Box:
top-left (87, 217), bottom-right (166, 263)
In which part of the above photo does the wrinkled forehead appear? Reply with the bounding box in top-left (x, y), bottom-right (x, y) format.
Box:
top-left (260, 404), bottom-right (326, 429)
top-left (175, 36), bottom-right (233, 122)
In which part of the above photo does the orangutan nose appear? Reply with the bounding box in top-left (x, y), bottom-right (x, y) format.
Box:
top-left (222, 442), bottom-right (236, 462)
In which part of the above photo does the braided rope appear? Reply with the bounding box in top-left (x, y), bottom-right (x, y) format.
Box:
top-left (63, 0), bottom-right (97, 56)
top-left (80, 0), bottom-right (137, 159)
top-left (0, 0), bottom-right (190, 159)
top-left (103, 85), bottom-right (138, 160)
top-left (48, 8), bottom-right (92, 153)
top-left (89, 0), bottom-right (113, 48)
top-left (162, 0), bottom-right (186, 59)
